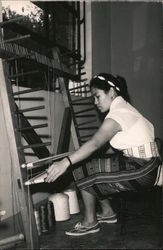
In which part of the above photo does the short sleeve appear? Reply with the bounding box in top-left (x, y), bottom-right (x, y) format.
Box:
top-left (105, 109), bottom-right (139, 131)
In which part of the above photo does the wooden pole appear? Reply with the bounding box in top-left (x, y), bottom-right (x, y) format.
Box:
top-left (0, 234), bottom-right (24, 248)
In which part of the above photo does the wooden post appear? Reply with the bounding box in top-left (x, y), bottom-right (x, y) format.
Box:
top-left (0, 60), bottom-right (40, 249)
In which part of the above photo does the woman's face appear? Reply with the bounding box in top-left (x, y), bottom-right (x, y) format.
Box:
top-left (91, 87), bottom-right (113, 113)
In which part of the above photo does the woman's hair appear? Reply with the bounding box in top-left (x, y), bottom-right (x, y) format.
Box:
top-left (90, 73), bottom-right (131, 103)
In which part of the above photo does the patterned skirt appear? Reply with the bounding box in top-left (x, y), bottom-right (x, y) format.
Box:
top-left (72, 154), bottom-right (161, 199)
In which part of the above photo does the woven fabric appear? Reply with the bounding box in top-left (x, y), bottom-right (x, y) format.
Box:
top-left (72, 154), bottom-right (160, 199)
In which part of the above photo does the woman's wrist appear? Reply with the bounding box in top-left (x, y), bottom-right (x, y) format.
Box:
top-left (64, 156), bottom-right (73, 169)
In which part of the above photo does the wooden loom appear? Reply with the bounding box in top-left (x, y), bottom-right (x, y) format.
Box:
top-left (0, 58), bottom-right (40, 249)
top-left (0, 17), bottom-right (82, 249)
top-left (0, 13), bottom-right (100, 249)
top-left (0, 20), bottom-right (74, 249)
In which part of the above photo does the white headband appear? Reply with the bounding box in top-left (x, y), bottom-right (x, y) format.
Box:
top-left (94, 75), bottom-right (120, 92)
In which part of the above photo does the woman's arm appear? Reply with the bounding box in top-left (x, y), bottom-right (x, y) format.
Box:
top-left (45, 118), bottom-right (121, 182)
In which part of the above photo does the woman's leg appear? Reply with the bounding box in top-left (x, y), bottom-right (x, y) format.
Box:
top-left (65, 189), bottom-right (100, 236)
top-left (98, 198), bottom-right (116, 217)
top-left (80, 189), bottom-right (98, 227)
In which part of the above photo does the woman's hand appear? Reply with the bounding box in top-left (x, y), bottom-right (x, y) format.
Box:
top-left (45, 158), bottom-right (70, 183)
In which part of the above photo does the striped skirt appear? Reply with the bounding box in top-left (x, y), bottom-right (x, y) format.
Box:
top-left (72, 154), bottom-right (161, 199)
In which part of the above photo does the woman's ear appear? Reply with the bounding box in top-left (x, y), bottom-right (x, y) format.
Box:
top-left (109, 87), bottom-right (116, 99)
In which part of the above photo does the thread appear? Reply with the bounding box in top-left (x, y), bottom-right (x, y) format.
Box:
top-left (64, 189), bottom-right (80, 214)
top-left (49, 193), bottom-right (70, 221)
top-left (34, 209), bottom-right (41, 236)
top-left (39, 204), bottom-right (49, 233)
top-left (47, 201), bottom-right (55, 228)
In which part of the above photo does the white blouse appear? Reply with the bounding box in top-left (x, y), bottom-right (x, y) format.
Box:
top-left (105, 96), bottom-right (159, 159)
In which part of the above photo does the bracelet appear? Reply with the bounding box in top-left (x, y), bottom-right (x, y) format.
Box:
top-left (65, 156), bottom-right (73, 167)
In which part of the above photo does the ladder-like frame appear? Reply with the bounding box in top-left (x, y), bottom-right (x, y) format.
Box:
top-left (0, 59), bottom-right (39, 249)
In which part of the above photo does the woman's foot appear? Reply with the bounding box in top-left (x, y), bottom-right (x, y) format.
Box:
top-left (66, 189), bottom-right (100, 236)
top-left (97, 198), bottom-right (117, 223)
top-left (65, 221), bottom-right (100, 236)
top-left (96, 213), bottom-right (117, 224)
top-left (97, 211), bottom-right (116, 218)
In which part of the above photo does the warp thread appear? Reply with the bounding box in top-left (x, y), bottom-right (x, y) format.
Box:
top-left (47, 201), bottom-right (55, 228)
top-left (39, 204), bottom-right (49, 233)
top-left (34, 209), bottom-right (41, 236)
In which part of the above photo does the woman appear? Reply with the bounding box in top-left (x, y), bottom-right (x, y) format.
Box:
top-left (45, 73), bottom-right (161, 236)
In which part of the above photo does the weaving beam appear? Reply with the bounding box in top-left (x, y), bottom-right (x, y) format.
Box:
top-left (24, 171), bottom-right (47, 185)
top-left (0, 39), bottom-right (74, 76)
top-left (21, 151), bottom-right (74, 169)
top-left (0, 234), bottom-right (24, 248)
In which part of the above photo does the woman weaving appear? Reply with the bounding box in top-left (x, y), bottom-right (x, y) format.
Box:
top-left (45, 73), bottom-right (161, 236)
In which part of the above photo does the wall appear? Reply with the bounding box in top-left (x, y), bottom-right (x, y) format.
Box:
top-left (92, 1), bottom-right (163, 140)
top-left (83, 2), bottom-right (92, 83)
top-left (92, 2), bottom-right (111, 74)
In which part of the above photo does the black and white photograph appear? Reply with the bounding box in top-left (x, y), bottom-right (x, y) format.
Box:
top-left (0, 0), bottom-right (162, 249)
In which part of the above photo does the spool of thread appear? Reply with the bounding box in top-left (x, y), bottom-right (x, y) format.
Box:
top-left (39, 204), bottom-right (49, 233)
top-left (47, 201), bottom-right (55, 228)
top-left (64, 189), bottom-right (80, 214)
top-left (49, 193), bottom-right (70, 221)
top-left (34, 209), bottom-right (41, 236)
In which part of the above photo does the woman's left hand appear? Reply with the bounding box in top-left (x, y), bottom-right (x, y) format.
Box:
top-left (45, 158), bottom-right (69, 183)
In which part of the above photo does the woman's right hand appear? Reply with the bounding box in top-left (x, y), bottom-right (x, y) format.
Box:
top-left (45, 158), bottom-right (70, 183)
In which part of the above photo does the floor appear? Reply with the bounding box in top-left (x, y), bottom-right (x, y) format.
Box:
top-left (16, 188), bottom-right (163, 250)
top-left (1, 188), bottom-right (162, 250)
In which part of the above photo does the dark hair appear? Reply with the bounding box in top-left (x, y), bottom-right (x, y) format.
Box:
top-left (90, 73), bottom-right (131, 103)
